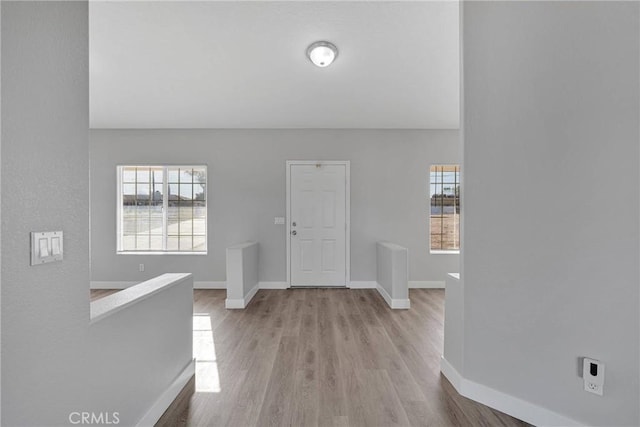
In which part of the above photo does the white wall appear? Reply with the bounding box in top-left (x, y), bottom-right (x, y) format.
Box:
top-left (376, 241), bottom-right (409, 308)
top-left (225, 241), bottom-right (259, 308)
top-left (0, 3), bottom-right (3, 421)
top-left (1, 2), bottom-right (91, 425)
top-left (88, 274), bottom-right (193, 425)
top-left (90, 129), bottom-right (460, 285)
top-left (443, 273), bottom-right (462, 374)
top-left (462, 2), bottom-right (639, 425)
top-left (2, 4), bottom-right (194, 425)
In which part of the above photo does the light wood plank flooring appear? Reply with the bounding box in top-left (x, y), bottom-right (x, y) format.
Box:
top-left (91, 288), bottom-right (528, 427)
top-left (90, 288), bottom-right (120, 302)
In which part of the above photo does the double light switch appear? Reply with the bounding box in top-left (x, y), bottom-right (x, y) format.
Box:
top-left (31, 231), bottom-right (63, 266)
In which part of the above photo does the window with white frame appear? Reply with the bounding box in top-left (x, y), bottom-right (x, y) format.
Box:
top-left (430, 165), bottom-right (460, 252)
top-left (117, 165), bottom-right (207, 253)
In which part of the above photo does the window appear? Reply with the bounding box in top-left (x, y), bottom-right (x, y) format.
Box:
top-left (118, 165), bottom-right (207, 253)
top-left (430, 165), bottom-right (460, 252)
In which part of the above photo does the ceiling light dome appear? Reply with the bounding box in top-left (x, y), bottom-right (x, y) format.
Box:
top-left (306, 41), bottom-right (338, 68)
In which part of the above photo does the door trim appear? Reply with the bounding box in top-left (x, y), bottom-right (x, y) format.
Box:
top-left (286, 160), bottom-right (350, 288)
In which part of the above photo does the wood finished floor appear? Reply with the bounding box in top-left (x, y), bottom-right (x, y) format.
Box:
top-left (91, 288), bottom-right (529, 427)
top-left (90, 289), bottom-right (120, 302)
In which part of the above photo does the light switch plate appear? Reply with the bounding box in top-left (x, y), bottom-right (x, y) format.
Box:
top-left (31, 231), bottom-right (63, 266)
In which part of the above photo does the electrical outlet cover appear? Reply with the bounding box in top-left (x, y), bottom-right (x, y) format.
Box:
top-left (583, 357), bottom-right (604, 396)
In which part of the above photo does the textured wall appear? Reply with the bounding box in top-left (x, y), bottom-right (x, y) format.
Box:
top-left (462, 2), bottom-right (639, 425)
top-left (1, 2), bottom-right (90, 425)
top-left (2, 3), bottom-right (194, 425)
top-left (90, 129), bottom-right (461, 284)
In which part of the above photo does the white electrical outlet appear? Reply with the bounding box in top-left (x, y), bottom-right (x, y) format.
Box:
top-left (583, 357), bottom-right (604, 396)
top-left (139, 263), bottom-right (145, 272)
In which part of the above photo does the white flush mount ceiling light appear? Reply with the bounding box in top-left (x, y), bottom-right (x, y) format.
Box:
top-left (306, 41), bottom-right (338, 68)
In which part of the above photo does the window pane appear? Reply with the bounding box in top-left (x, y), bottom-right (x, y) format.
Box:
top-left (431, 235), bottom-right (442, 250)
top-left (136, 168), bottom-right (150, 183)
top-left (194, 184), bottom-right (206, 201)
top-left (431, 216), bottom-right (443, 231)
top-left (135, 183), bottom-right (150, 205)
top-left (441, 213), bottom-right (458, 250)
top-left (122, 234), bottom-right (136, 251)
top-left (193, 236), bottom-right (206, 251)
top-left (180, 168), bottom-right (194, 183)
top-left (168, 206), bottom-right (180, 235)
top-left (180, 183), bottom-right (193, 200)
top-left (122, 216), bottom-right (136, 234)
top-left (168, 168), bottom-right (179, 183)
top-left (181, 218), bottom-right (193, 234)
top-left (179, 236), bottom-right (193, 251)
top-left (136, 235), bottom-right (150, 251)
top-left (150, 235), bottom-right (163, 251)
top-left (167, 236), bottom-right (179, 251)
top-left (136, 215), bottom-right (151, 234)
top-left (149, 182), bottom-right (163, 204)
top-left (179, 202), bottom-right (193, 235)
top-left (191, 167), bottom-right (206, 182)
top-left (152, 168), bottom-right (163, 183)
top-left (149, 209), bottom-right (163, 233)
top-left (454, 214), bottom-right (460, 246)
top-left (122, 168), bottom-right (136, 183)
top-left (193, 218), bottom-right (206, 235)
top-left (442, 172), bottom-right (456, 184)
top-left (168, 184), bottom-right (179, 204)
top-left (123, 183), bottom-right (136, 197)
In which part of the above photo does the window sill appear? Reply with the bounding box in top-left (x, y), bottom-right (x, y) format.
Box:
top-left (117, 251), bottom-right (207, 256)
top-left (430, 250), bottom-right (460, 255)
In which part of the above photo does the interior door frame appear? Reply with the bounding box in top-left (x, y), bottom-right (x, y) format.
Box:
top-left (286, 160), bottom-right (351, 288)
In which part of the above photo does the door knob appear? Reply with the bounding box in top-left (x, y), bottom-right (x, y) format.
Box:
top-left (292, 222), bottom-right (297, 227)
top-left (291, 230), bottom-right (297, 236)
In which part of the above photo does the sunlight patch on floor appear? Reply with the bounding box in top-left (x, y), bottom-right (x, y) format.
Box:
top-left (193, 313), bottom-right (221, 393)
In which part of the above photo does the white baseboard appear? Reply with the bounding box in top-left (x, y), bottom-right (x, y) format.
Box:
top-left (194, 281), bottom-right (226, 289)
top-left (409, 280), bottom-right (445, 289)
top-left (376, 284), bottom-right (410, 309)
top-left (224, 298), bottom-right (245, 309)
top-left (440, 356), bottom-right (583, 427)
top-left (259, 281), bottom-right (288, 289)
top-left (225, 283), bottom-right (259, 309)
top-left (136, 358), bottom-right (196, 427)
top-left (440, 355), bottom-right (464, 391)
top-left (349, 281), bottom-right (377, 289)
top-left (350, 281), bottom-right (443, 289)
top-left (90, 281), bottom-right (137, 289)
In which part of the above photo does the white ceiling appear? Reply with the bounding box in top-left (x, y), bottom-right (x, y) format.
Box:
top-left (89, 1), bottom-right (459, 129)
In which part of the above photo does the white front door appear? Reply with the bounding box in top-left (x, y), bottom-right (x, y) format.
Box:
top-left (288, 162), bottom-right (348, 287)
